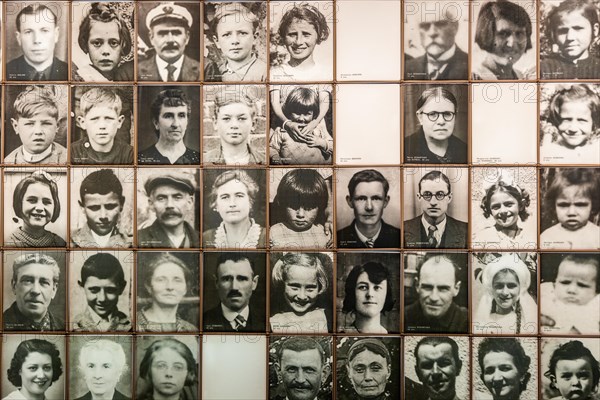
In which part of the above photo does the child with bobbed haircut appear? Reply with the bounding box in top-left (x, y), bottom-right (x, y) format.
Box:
top-left (545, 340), bottom-right (600, 400)
top-left (5, 86), bottom-right (67, 165)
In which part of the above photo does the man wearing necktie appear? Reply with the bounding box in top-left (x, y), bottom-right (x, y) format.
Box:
top-left (138, 3), bottom-right (200, 82)
top-left (404, 170), bottom-right (467, 248)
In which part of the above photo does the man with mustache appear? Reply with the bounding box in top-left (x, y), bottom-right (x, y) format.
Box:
top-left (405, 6), bottom-right (468, 80)
top-left (203, 253), bottom-right (264, 332)
top-left (138, 3), bottom-right (200, 82)
top-left (3, 253), bottom-right (64, 331)
top-left (404, 171), bottom-right (467, 248)
top-left (137, 172), bottom-right (200, 248)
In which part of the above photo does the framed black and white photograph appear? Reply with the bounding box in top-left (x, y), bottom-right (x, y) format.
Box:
top-left (68, 335), bottom-right (133, 399)
top-left (404, 335), bottom-right (470, 400)
top-left (540, 167), bottom-right (600, 250)
top-left (4, 1), bottom-right (69, 81)
top-left (269, 167), bottom-right (333, 249)
top-left (540, 252), bottom-right (600, 335)
top-left (471, 167), bottom-right (538, 250)
top-left (471, 252), bottom-right (538, 335)
top-left (2, 250), bottom-right (67, 332)
top-left (404, 167), bottom-right (468, 249)
top-left (471, 0), bottom-right (537, 80)
top-left (136, 251), bottom-right (200, 333)
top-left (71, 1), bottom-right (135, 82)
top-left (404, 0), bottom-right (469, 81)
top-left (3, 168), bottom-right (68, 248)
top-left (203, 84), bottom-right (267, 165)
top-left (403, 252), bottom-right (469, 334)
top-left (540, 83), bottom-right (600, 165)
top-left (3, 85), bottom-right (69, 165)
top-left (135, 335), bottom-right (199, 400)
top-left (269, 1), bottom-right (334, 82)
top-left (540, 0), bottom-right (600, 80)
top-left (403, 84), bottom-right (468, 164)
top-left (71, 85), bottom-right (135, 165)
top-left (336, 167), bottom-right (401, 249)
top-left (203, 2), bottom-right (267, 82)
top-left (137, 85), bottom-right (200, 165)
top-left (472, 83), bottom-right (538, 164)
top-left (269, 252), bottom-right (334, 334)
top-left (336, 336), bottom-right (401, 400)
top-left (137, 168), bottom-right (200, 249)
top-left (68, 250), bottom-right (134, 332)
top-left (202, 251), bottom-right (267, 332)
top-left (1, 334), bottom-right (66, 400)
top-left (337, 1), bottom-right (401, 81)
top-left (137, 2), bottom-right (201, 82)
top-left (70, 167), bottom-right (134, 248)
top-left (269, 336), bottom-right (333, 400)
top-left (336, 252), bottom-right (401, 334)
top-left (202, 168), bottom-right (267, 249)
top-left (472, 337), bottom-right (538, 400)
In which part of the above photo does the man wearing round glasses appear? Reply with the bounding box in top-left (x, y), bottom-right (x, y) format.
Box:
top-left (404, 170), bottom-right (467, 248)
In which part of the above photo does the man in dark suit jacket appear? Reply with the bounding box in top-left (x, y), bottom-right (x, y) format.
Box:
top-left (138, 3), bottom-right (200, 82)
top-left (203, 253), bottom-right (265, 332)
top-left (404, 10), bottom-right (468, 80)
top-left (404, 171), bottom-right (467, 248)
top-left (337, 169), bottom-right (401, 248)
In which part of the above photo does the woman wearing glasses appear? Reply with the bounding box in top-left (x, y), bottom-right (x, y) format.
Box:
top-left (404, 87), bottom-right (467, 164)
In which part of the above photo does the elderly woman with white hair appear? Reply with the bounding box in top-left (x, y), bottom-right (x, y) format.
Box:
top-left (473, 254), bottom-right (537, 335)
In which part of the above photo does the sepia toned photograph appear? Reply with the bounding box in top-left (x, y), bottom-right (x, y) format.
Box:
top-left (71, 86), bottom-right (134, 165)
top-left (3, 85), bottom-right (69, 165)
top-left (68, 335), bottom-right (133, 399)
top-left (540, 167), bottom-right (600, 250)
top-left (269, 1), bottom-right (334, 82)
top-left (137, 85), bottom-right (200, 165)
top-left (404, 167), bottom-right (468, 249)
top-left (404, 0), bottom-right (469, 80)
top-left (269, 252), bottom-right (334, 334)
top-left (540, 252), bottom-right (600, 335)
top-left (202, 168), bottom-right (267, 249)
top-left (69, 250), bottom-right (134, 332)
top-left (403, 252), bottom-right (469, 334)
top-left (540, 83), bottom-right (600, 165)
top-left (471, 252), bottom-right (538, 335)
top-left (336, 336), bottom-right (401, 400)
top-left (4, 2), bottom-right (69, 81)
top-left (471, 167), bottom-right (538, 250)
top-left (2, 251), bottom-right (67, 331)
top-left (71, 1), bottom-right (135, 82)
top-left (337, 252), bottom-right (401, 334)
top-left (137, 2), bottom-right (201, 82)
top-left (270, 168), bottom-right (333, 249)
top-left (269, 84), bottom-right (333, 165)
top-left (471, 0), bottom-right (537, 80)
top-left (203, 2), bottom-right (267, 82)
top-left (202, 251), bottom-right (266, 332)
top-left (136, 251), bottom-right (200, 333)
top-left (336, 168), bottom-right (401, 249)
top-left (203, 84), bottom-right (267, 165)
top-left (137, 168), bottom-right (200, 249)
top-left (403, 84), bottom-right (469, 164)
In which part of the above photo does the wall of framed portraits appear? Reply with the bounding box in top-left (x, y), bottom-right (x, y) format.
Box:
top-left (0, 1), bottom-right (599, 400)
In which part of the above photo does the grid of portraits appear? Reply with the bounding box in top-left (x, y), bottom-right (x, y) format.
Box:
top-left (0, 1), bottom-right (598, 400)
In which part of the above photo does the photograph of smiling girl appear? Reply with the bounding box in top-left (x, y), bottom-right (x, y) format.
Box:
top-left (68, 336), bottom-right (132, 400)
top-left (203, 85), bottom-right (266, 165)
top-left (1, 334), bottom-right (66, 400)
top-left (403, 84), bottom-right (468, 164)
top-left (71, 2), bottom-right (134, 82)
top-left (540, 83), bottom-right (600, 165)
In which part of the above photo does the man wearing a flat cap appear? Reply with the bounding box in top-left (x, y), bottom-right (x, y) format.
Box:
top-left (137, 172), bottom-right (200, 248)
top-left (138, 2), bottom-right (200, 81)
